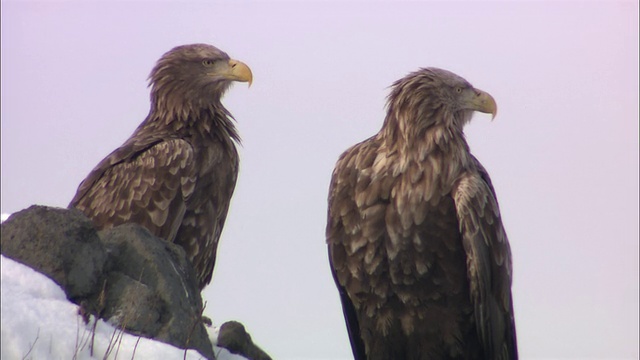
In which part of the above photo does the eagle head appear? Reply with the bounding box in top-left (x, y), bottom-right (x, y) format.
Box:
top-left (148, 43), bottom-right (252, 119)
top-left (386, 67), bottom-right (497, 133)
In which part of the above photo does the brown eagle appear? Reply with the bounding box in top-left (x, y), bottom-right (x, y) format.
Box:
top-left (327, 68), bottom-right (517, 359)
top-left (70, 44), bottom-right (252, 290)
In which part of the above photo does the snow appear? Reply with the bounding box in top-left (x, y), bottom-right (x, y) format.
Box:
top-left (1, 214), bottom-right (246, 360)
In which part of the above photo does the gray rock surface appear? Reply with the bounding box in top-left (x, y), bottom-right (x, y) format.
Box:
top-left (218, 321), bottom-right (273, 360)
top-left (99, 223), bottom-right (214, 359)
top-left (0, 205), bottom-right (107, 299)
top-left (0, 205), bottom-right (214, 359)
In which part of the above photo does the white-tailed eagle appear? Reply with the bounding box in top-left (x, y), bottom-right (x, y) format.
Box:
top-left (70, 44), bottom-right (252, 290)
top-left (327, 68), bottom-right (517, 359)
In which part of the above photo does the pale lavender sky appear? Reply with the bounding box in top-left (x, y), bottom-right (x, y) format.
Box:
top-left (1, 1), bottom-right (638, 359)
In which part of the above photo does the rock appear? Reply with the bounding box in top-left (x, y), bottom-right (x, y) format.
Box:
top-left (217, 321), bottom-right (272, 360)
top-left (1, 205), bottom-right (273, 360)
top-left (0, 206), bottom-right (215, 360)
top-left (0, 205), bottom-right (107, 299)
top-left (98, 223), bottom-right (214, 359)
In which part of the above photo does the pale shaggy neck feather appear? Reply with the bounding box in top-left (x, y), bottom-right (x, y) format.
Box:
top-left (379, 68), bottom-right (477, 154)
top-left (141, 74), bottom-right (240, 144)
top-left (379, 100), bottom-right (471, 160)
top-left (149, 71), bottom-right (231, 119)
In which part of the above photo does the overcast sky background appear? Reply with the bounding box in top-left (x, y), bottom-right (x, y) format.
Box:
top-left (1, 1), bottom-right (638, 359)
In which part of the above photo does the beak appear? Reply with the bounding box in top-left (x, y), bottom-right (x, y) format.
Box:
top-left (226, 59), bottom-right (253, 87)
top-left (467, 88), bottom-right (497, 120)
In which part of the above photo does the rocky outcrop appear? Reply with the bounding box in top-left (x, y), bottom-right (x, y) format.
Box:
top-left (1, 205), bottom-right (269, 360)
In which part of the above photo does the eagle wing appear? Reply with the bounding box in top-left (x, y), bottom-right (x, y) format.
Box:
top-left (70, 135), bottom-right (197, 244)
top-left (452, 157), bottom-right (518, 359)
top-left (328, 253), bottom-right (367, 360)
top-left (327, 139), bottom-right (380, 360)
top-left (173, 146), bottom-right (238, 287)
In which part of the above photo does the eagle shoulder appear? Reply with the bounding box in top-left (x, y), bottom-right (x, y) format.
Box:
top-left (327, 136), bottom-right (389, 360)
top-left (71, 137), bottom-right (197, 243)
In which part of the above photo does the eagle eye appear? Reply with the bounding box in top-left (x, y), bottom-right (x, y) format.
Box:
top-left (202, 59), bottom-right (215, 67)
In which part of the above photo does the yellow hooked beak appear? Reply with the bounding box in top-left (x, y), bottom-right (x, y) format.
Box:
top-left (466, 88), bottom-right (497, 120)
top-left (225, 59), bottom-right (253, 87)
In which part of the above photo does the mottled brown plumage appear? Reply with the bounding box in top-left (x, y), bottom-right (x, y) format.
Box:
top-left (327, 68), bottom-right (517, 359)
top-left (70, 44), bottom-right (252, 290)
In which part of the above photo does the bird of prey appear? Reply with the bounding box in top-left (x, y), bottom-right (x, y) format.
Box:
top-left (326, 68), bottom-right (517, 359)
top-left (70, 44), bottom-right (252, 290)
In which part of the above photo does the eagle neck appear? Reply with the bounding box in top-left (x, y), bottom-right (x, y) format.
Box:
top-left (143, 103), bottom-right (241, 145)
top-left (378, 111), bottom-right (473, 194)
top-left (202, 106), bottom-right (241, 145)
top-left (380, 109), bottom-right (469, 159)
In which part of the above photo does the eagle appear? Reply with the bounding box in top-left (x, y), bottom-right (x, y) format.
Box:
top-left (326, 68), bottom-right (517, 359)
top-left (70, 44), bottom-right (252, 290)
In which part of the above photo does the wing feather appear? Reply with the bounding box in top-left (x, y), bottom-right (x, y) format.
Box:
top-left (70, 138), bottom-right (196, 244)
top-left (327, 143), bottom-right (371, 360)
top-left (452, 159), bottom-right (517, 359)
